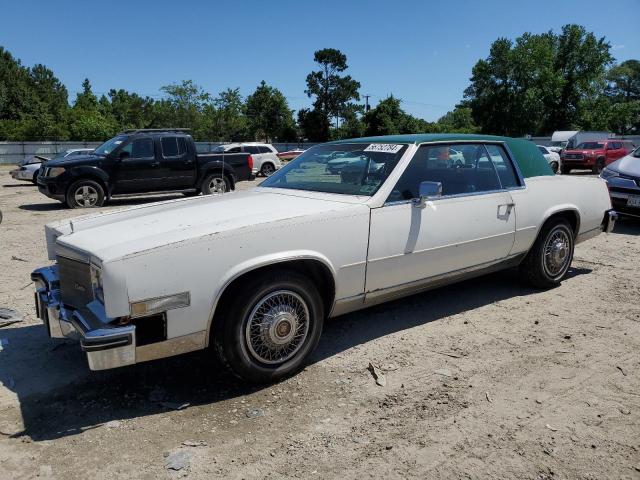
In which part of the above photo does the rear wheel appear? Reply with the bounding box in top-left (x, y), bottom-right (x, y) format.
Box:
top-left (521, 218), bottom-right (574, 288)
top-left (202, 173), bottom-right (230, 195)
top-left (213, 270), bottom-right (324, 383)
top-left (260, 163), bottom-right (275, 176)
top-left (66, 179), bottom-right (105, 208)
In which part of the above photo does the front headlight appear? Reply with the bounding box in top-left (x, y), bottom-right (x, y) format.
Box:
top-left (600, 168), bottom-right (619, 180)
top-left (90, 263), bottom-right (104, 303)
top-left (46, 167), bottom-right (65, 177)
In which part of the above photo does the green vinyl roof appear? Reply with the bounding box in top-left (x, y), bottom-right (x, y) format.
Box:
top-left (330, 134), bottom-right (554, 178)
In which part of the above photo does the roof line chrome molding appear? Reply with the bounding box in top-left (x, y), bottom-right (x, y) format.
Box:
top-left (55, 243), bottom-right (91, 263)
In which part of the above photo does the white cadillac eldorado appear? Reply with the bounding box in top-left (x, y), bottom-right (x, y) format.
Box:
top-left (32, 134), bottom-right (616, 382)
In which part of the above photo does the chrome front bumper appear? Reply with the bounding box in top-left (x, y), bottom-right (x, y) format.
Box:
top-left (32, 266), bottom-right (136, 370)
top-left (602, 209), bottom-right (617, 233)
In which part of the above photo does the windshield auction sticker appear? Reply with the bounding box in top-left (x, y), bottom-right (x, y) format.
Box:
top-left (364, 144), bottom-right (403, 154)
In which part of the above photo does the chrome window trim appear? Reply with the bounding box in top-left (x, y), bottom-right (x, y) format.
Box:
top-left (382, 140), bottom-right (526, 206)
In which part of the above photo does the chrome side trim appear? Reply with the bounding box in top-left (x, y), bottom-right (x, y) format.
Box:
top-left (363, 253), bottom-right (525, 308)
top-left (329, 294), bottom-right (365, 318)
top-left (55, 245), bottom-right (91, 263)
top-left (576, 226), bottom-right (602, 244)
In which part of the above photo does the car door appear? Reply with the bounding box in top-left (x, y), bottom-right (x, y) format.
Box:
top-left (159, 136), bottom-right (196, 189)
top-left (365, 143), bottom-right (518, 298)
top-left (112, 137), bottom-right (161, 193)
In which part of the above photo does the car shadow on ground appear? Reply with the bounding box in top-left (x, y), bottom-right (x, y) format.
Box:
top-left (0, 267), bottom-right (591, 442)
top-left (1, 183), bottom-right (36, 188)
top-left (613, 217), bottom-right (640, 236)
top-left (18, 195), bottom-right (187, 212)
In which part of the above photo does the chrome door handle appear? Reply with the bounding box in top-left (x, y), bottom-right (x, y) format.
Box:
top-left (497, 203), bottom-right (515, 219)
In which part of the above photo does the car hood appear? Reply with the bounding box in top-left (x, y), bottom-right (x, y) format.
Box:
top-left (50, 189), bottom-right (367, 262)
top-left (46, 154), bottom-right (104, 167)
top-left (608, 153), bottom-right (640, 177)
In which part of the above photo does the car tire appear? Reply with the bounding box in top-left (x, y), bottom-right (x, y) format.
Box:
top-left (593, 157), bottom-right (605, 174)
top-left (213, 270), bottom-right (325, 383)
top-left (521, 218), bottom-right (574, 288)
top-left (560, 166), bottom-right (571, 175)
top-left (550, 161), bottom-right (559, 174)
top-left (201, 173), bottom-right (230, 195)
top-left (32, 170), bottom-right (39, 184)
top-left (66, 179), bottom-right (105, 209)
top-left (260, 163), bottom-right (275, 177)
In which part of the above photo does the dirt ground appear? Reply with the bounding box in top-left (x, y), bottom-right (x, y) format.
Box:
top-left (0, 166), bottom-right (639, 480)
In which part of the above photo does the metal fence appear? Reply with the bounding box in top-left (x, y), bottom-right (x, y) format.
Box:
top-left (0, 141), bottom-right (319, 164)
top-left (1, 137), bottom-right (638, 165)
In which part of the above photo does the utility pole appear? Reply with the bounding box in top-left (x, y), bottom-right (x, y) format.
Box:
top-left (364, 94), bottom-right (371, 113)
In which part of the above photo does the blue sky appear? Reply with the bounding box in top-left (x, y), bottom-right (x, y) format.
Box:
top-left (1, 0), bottom-right (638, 121)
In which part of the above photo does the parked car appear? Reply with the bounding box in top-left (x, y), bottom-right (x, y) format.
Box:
top-left (32, 134), bottom-right (614, 382)
top-left (10, 155), bottom-right (49, 183)
top-left (548, 131), bottom-right (611, 153)
top-left (214, 142), bottom-right (281, 176)
top-left (36, 129), bottom-right (255, 208)
top-left (277, 149), bottom-right (306, 161)
top-left (561, 140), bottom-right (635, 174)
top-left (600, 147), bottom-right (640, 218)
top-left (537, 145), bottom-right (561, 173)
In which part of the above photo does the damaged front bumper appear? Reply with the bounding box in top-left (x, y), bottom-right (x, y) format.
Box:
top-left (31, 266), bottom-right (136, 370)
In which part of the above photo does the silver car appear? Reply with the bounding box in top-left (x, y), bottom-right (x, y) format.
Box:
top-left (600, 148), bottom-right (640, 218)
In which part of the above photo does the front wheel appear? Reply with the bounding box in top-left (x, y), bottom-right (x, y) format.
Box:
top-left (550, 161), bottom-right (559, 174)
top-left (201, 173), bottom-right (230, 195)
top-left (592, 157), bottom-right (605, 174)
top-left (66, 179), bottom-right (105, 208)
top-left (521, 218), bottom-right (574, 288)
top-left (213, 270), bottom-right (324, 383)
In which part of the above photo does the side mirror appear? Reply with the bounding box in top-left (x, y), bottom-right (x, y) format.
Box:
top-left (413, 181), bottom-right (442, 208)
top-left (118, 151), bottom-right (130, 161)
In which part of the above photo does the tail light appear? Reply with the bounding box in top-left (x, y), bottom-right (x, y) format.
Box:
top-left (247, 154), bottom-right (253, 171)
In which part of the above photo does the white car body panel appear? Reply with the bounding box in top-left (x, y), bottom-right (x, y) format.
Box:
top-left (10, 161), bottom-right (40, 181)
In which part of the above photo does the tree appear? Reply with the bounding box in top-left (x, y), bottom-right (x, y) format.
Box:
top-left (297, 108), bottom-right (330, 142)
top-left (363, 96), bottom-right (434, 136)
top-left (606, 60), bottom-right (640, 101)
top-left (304, 48), bottom-right (360, 140)
top-left (436, 105), bottom-right (478, 133)
top-left (245, 80), bottom-right (294, 141)
top-left (464, 25), bottom-right (613, 135)
top-left (213, 88), bottom-right (249, 141)
top-left (159, 80), bottom-right (210, 132)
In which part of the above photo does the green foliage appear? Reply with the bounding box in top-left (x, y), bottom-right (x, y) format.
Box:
top-left (464, 25), bottom-right (615, 135)
top-left (245, 81), bottom-right (295, 141)
top-left (302, 48), bottom-right (361, 141)
top-left (363, 96), bottom-right (436, 136)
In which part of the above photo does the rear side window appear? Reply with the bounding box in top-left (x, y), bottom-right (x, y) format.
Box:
top-left (258, 146), bottom-right (272, 153)
top-left (537, 146), bottom-right (548, 154)
top-left (225, 146), bottom-right (242, 153)
top-left (161, 137), bottom-right (187, 157)
top-left (244, 146), bottom-right (261, 154)
top-left (484, 144), bottom-right (520, 188)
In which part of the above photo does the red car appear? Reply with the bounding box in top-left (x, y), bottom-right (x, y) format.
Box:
top-left (561, 140), bottom-right (635, 174)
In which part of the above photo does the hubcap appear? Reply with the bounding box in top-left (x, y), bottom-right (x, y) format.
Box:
top-left (208, 177), bottom-right (226, 194)
top-left (262, 165), bottom-right (274, 176)
top-left (74, 185), bottom-right (99, 207)
top-left (543, 228), bottom-right (571, 277)
top-left (245, 290), bottom-right (310, 365)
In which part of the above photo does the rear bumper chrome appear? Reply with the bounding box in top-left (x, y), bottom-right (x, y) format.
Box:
top-left (602, 209), bottom-right (617, 233)
top-left (31, 266), bottom-right (136, 370)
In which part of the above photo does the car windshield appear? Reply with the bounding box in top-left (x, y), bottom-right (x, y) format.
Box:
top-left (260, 143), bottom-right (408, 196)
top-left (50, 150), bottom-right (73, 160)
top-left (94, 135), bottom-right (128, 155)
top-left (633, 147), bottom-right (640, 158)
top-left (576, 142), bottom-right (605, 149)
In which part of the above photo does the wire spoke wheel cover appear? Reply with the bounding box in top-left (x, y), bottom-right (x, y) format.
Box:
top-left (74, 185), bottom-right (99, 207)
top-left (208, 177), bottom-right (227, 194)
top-left (542, 226), bottom-right (572, 277)
top-left (245, 290), bottom-right (310, 365)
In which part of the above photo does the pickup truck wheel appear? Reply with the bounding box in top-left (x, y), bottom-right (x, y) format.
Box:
top-left (560, 166), bottom-right (571, 175)
top-left (521, 218), bottom-right (574, 288)
top-left (214, 270), bottom-right (324, 383)
top-left (66, 180), bottom-right (105, 208)
top-left (202, 174), bottom-right (230, 195)
top-left (592, 157), bottom-right (605, 174)
top-left (260, 163), bottom-right (275, 176)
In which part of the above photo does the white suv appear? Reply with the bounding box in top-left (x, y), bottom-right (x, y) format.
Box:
top-left (217, 143), bottom-right (282, 176)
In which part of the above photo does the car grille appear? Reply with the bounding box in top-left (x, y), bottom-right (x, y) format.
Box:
top-left (563, 154), bottom-right (584, 160)
top-left (57, 255), bottom-right (93, 308)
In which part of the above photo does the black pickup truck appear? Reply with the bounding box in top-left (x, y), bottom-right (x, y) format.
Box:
top-left (37, 129), bottom-right (255, 208)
